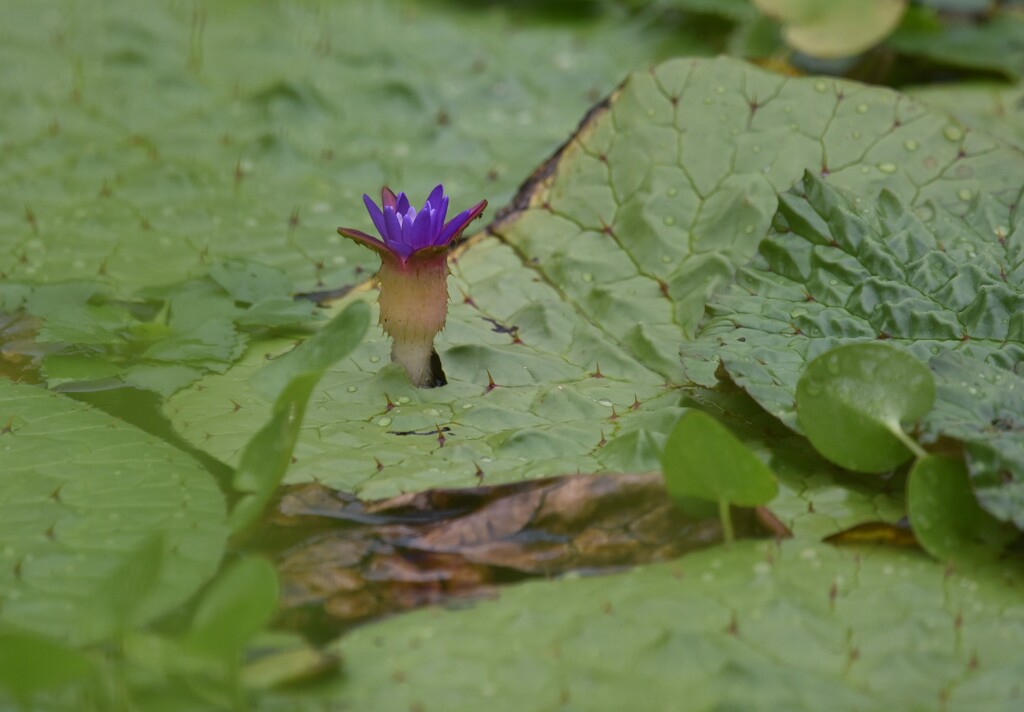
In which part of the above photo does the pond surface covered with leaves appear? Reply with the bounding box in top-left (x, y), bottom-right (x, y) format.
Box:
top-left (2, 0), bottom-right (1024, 710)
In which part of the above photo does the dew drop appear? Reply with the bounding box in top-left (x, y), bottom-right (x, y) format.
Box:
top-left (943, 125), bottom-right (964, 141)
top-left (715, 85), bottom-right (726, 94)
top-left (852, 130), bottom-right (862, 139)
top-left (930, 346), bottom-right (940, 355)
top-left (804, 381), bottom-right (822, 396)
top-left (856, 104), bottom-right (868, 114)
top-left (598, 399), bottom-right (613, 407)
top-left (814, 80), bottom-right (828, 92)
top-left (958, 189), bottom-right (973, 201)
top-left (346, 385), bottom-right (358, 393)
top-left (663, 215), bottom-right (676, 226)
top-left (398, 396), bottom-right (411, 404)
top-left (377, 416), bottom-right (392, 427)
top-left (903, 139), bottom-right (918, 151)
top-left (646, 108), bottom-right (656, 117)
top-left (703, 97), bottom-right (713, 105)
top-left (369, 355), bottom-right (381, 363)
top-left (581, 272), bottom-right (594, 283)
top-left (784, 106), bottom-right (793, 114)
top-left (744, 225), bottom-right (755, 234)
top-left (752, 145), bottom-right (761, 153)
top-left (462, 403), bottom-right (475, 409)
top-left (829, 279), bottom-right (838, 286)
top-left (666, 187), bottom-right (678, 197)
top-left (877, 162), bottom-right (897, 174)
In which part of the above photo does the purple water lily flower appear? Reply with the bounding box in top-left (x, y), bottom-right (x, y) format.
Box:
top-left (336, 185), bottom-right (487, 388)
top-left (339, 185), bottom-right (487, 262)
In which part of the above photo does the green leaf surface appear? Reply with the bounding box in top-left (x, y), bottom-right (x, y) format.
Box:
top-left (661, 410), bottom-right (778, 505)
top-left (0, 381), bottom-right (227, 645)
top-left (754, 0), bottom-right (908, 59)
top-left (166, 56), bottom-right (1023, 529)
top-left (924, 353), bottom-right (1024, 527)
top-left (907, 456), bottom-right (1015, 563)
top-left (187, 557), bottom-right (280, 658)
top-left (889, 7), bottom-right (1024, 80)
top-left (326, 540), bottom-right (1024, 711)
top-left (796, 343), bottom-right (934, 472)
top-left (910, 81), bottom-right (1024, 152)
top-left (0, 0), bottom-right (713, 294)
top-left (682, 172), bottom-right (1023, 430)
top-left (0, 630), bottom-right (93, 706)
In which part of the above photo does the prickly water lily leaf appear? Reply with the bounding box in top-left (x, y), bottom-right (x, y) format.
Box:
top-left (661, 411), bottom-right (778, 505)
top-left (683, 172), bottom-right (1024, 429)
top-left (753, 0), bottom-right (908, 58)
top-left (907, 456), bottom-right (1016, 563)
top-left (231, 302), bottom-right (370, 534)
top-left (909, 81), bottom-right (1024, 152)
top-left (0, 0), bottom-right (712, 294)
top-left (325, 540), bottom-right (1024, 710)
top-left (796, 343), bottom-right (934, 473)
top-left (11, 262), bottom-right (316, 396)
top-left (923, 353), bottom-right (1024, 527)
top-left (0, 381), bottom-right (226, 644)
top-left (167, 56), bottom-right (1023, 533)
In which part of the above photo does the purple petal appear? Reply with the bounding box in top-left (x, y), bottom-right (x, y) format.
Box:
top-left (438, 200), bottom-right (487, 245)
top-left (433, 196), bottom-right (449, 241)
top-left (382, 187), bottom-right (398, 210)
top-left (362, 194), bottom-right (387, 239)
top-left (383, 207), bottom-right (404, 248)
top-left (396, 192), bottom-right (411, 215)
top-left (401, 207), bottom-right (417, 247)
top-left (410, 208), bottom-right (434, 250)
top-left (425, 184), bottom-right (445, 212)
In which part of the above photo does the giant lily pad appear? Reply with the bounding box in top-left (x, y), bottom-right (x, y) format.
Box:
top-left (0, 381), bottom-right (227, 644)
top-left (0, 0), bottom-right (712, 295)
top-left (166, 57), bottom-right (1023, 538)
top-left (324, 540), bottom-right (1024, 710)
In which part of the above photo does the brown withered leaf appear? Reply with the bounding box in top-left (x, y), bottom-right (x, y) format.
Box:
top-left (823, 520), bottom-right (920, 549)
top-left (264, 473), bottom-right (789, 638)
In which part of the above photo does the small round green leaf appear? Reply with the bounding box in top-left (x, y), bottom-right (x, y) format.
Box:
top-left (907, 455), bottom-right (1016, 563)
top-left (796, 343), bottom-right (935, 473)
top-left (661, 411), bottom-right (779, 506)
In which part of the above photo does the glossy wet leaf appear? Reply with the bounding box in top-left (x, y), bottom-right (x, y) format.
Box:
top-left (0, 630), bottom-right (94, 706)
top-left (0, 381), bottom-right (226, 644)
top-left (796, 343), bottom-right (934, 472)
top-left (231, 303), bottom-right (370, 534)
top-left (907, 456), bottom-right (1016, 563)
top-left (754, 0), bottom-right (908, 58)
top-left (909, 81), bottom-right (1024, 152)
top-left (166, 57), bottom-right (1023, 509)
top-left (15, 265), bottom-right (317, 397)
top-left (325, 540), bottom-right (1024, 711)
top-left (924, 353), bottom-right (1024, 527)
top-left (661, 411), bottom-right (778, 505)
top-left (187, 557), bottom-right (280, 659)
top-left (252, 300), bottom-right (370, 403)
top-left (0, 0), bottom-right (711, 294)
